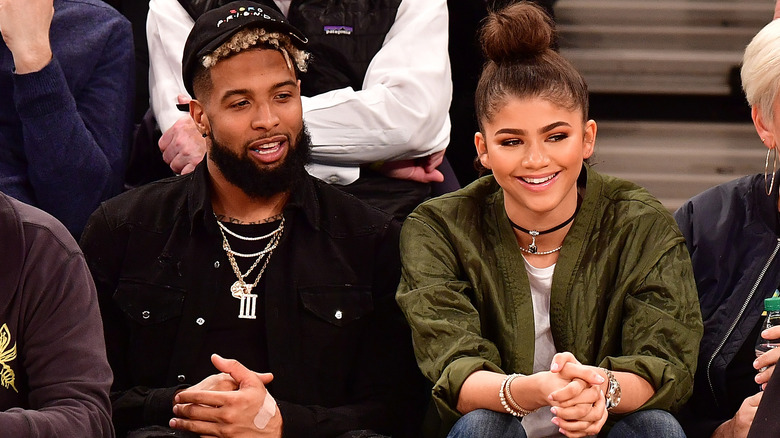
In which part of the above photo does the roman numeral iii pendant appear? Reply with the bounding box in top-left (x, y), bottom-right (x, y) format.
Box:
top-left (231, 281), bottom-right (258, 319)
top-left (237, 291), bottom-right (258, 319)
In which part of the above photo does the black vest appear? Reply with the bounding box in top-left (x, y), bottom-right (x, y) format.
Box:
top-left (179, 0), bottom-right (402, 97)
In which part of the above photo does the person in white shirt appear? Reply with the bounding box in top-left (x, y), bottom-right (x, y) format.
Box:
top-left (147, 0), bottom-right (452, 218)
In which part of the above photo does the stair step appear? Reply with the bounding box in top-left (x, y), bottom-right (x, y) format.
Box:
top-left (561, 48), bottom-right (741, 94)
top-left (582, 73), bottom-right (729, 94)
top-left (562, 49), bottom-right (742, 73)
top-left (558, 25), bottom-right (756, 51)
top-left (593, 150), bottom-right (762, 177)
top-left (595, 120), bottom-right (757, 141)
top-left (555, 1), bottom-right (772, 27)
top-left (593, 121), bottom-right (762, 210)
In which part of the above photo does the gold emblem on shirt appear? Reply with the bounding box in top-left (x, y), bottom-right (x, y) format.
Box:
top-left (0, 323), bottom-right (18, 393)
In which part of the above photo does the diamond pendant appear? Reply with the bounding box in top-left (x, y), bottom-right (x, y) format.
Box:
top-left (230, 280), bottom-right (247, 298)
top-left (230, 281), bottom-right (244, 298)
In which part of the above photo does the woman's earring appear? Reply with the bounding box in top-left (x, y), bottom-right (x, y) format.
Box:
top-left (202, 133), bottom-right (208, 138)
top-left (765, 146), bottom-right (778, 196)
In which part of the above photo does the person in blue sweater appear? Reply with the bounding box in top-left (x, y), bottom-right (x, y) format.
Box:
top-left (0, 0), bottom-right (134, 237)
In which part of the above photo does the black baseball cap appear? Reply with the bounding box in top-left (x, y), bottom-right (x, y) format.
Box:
top-left (181, 1), bottom-right (308, 97)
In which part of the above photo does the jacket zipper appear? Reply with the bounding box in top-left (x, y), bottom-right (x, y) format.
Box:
top-left (706, 238), bottom-right (780, 406)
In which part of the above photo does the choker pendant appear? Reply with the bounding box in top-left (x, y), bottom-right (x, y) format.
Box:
top-left (507, 202), bottom-right (580, 255)
top-left (528, 231), bottom-right (539, 254)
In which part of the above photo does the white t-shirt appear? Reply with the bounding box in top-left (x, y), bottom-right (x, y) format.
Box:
top-left (521, 257), bottom-right (562, 438)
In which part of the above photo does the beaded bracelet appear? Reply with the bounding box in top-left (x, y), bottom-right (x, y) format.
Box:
top-left (499, 373), bottom-right (536, 417)
top-left (498, 374), bottom-right (520, 416)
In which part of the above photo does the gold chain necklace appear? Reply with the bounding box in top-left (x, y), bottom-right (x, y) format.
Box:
top-left (217, 217), bottom-right (285, 319)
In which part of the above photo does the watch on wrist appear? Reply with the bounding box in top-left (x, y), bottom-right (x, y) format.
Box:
top-left (600, 368), bottom-right (621, 411)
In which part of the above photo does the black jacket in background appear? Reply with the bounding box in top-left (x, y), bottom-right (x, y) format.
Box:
top-left (80, 161), bottom-right (428, 438)
top-left (674, 172), bottom-right (780, 438)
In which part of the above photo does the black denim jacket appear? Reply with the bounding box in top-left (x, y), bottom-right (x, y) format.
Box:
top-left (80, 162), bottom-right (427, 438)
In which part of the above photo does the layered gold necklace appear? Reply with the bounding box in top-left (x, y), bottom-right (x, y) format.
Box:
top-left (217, 217), bottom-right (285, 319)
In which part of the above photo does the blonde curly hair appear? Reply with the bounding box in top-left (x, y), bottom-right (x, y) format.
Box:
top-left (201, 27), bottom-right (309, 73)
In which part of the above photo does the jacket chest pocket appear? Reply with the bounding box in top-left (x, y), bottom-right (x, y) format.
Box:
top-left (114, 281), bottom-right (186, 326)
top-left (113, 280), bottom-right (186, 384)
top-left (299, 285), bottom-right (374, 327)
top-left (297, 285), bottom-right (374, 384)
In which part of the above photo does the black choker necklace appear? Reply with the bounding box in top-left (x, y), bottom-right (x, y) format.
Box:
top-left (508, 203), bottom-right (581, 254)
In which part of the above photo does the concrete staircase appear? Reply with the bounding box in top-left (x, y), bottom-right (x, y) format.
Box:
top-left (554, 0), bottom-right (774, 210)
top-left (593, 121), bottom-right (763, 211)
top-left (556, 0), bottom-right (774, 95)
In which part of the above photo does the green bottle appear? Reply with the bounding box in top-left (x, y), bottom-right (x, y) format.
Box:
top-left (755, 296), bottom-right (780, 358)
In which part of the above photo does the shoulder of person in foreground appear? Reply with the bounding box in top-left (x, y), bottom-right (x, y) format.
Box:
top-left (86, 171), bottom-right (195, 233)
top-left (673, 173), bottom-right (763, 244)
top-left (596, 169), bottom-right (679, 223)
top-left (0, 192), bottom-right (114, 437)
top-left (587, 167), bottom-right (693, 263)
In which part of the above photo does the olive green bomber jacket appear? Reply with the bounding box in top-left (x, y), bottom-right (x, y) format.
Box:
top-left (396, 165), bottom-right (703, 430)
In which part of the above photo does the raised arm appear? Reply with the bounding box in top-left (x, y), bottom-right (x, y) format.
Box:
top-left (3, 0), bottom-right (133, 235)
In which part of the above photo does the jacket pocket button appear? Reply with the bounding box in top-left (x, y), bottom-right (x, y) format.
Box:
top-left (142, 310), bottom-right (151, 319)
top-left (196, 318), bottom-right (205, 326)
top-left (334, 310), bottom-right (343, 320)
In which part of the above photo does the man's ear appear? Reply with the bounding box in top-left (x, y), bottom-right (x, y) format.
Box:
top-left (475, 132), bottom-right (491, 169)
top-left (189, 99), bottom-right (210, 137)
top-left (753, 105), bottom-right (775, 150)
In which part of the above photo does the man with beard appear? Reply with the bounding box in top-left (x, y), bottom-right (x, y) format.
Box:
top-left (79, 3), bottom-right (427, 437)
top-left (145, 0), bottom-right (452, 220)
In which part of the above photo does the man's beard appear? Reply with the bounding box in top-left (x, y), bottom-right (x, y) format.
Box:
top-left (209, 125), bottom-right (312, 199)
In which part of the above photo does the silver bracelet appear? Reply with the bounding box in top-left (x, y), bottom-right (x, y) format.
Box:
top-left (600, 368), bottom-right (621, 411)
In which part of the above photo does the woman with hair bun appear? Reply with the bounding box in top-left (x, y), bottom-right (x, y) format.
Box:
top-left (396, 2), bottom-right (702, 437)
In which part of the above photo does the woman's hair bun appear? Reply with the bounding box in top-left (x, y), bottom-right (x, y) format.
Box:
top-left (479, 1), bottom-right (555, 63)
